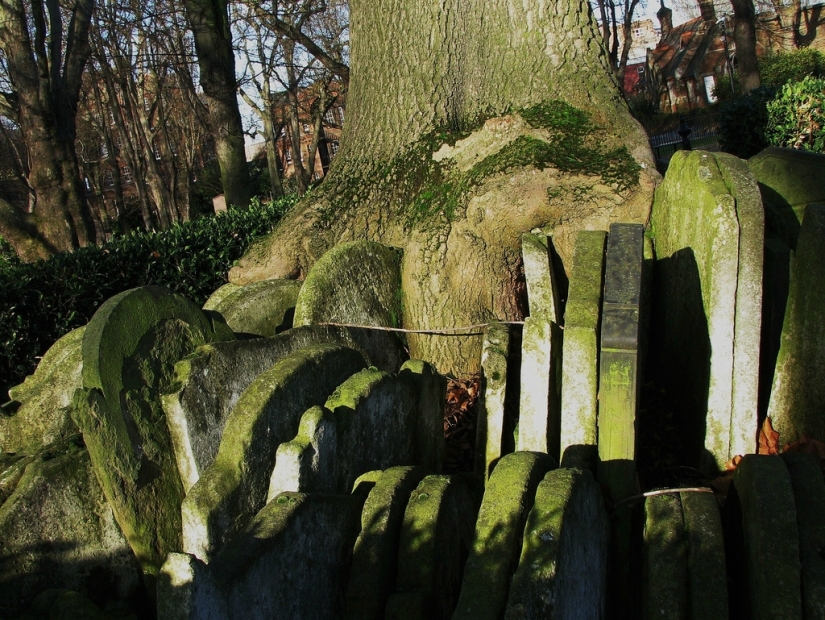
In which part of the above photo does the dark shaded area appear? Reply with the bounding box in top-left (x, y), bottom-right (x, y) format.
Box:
top-left (759, 238), bottom-right (790, 418)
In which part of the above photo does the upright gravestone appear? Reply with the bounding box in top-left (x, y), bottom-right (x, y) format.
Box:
top-left (162, 325), bottom-right (370, 493)
top-left (559, 230), bottom-right (606, 469)
top-left (294, 240), bottom-right (406, 373)
top-left (651, 151), bottom-right (764, 470)
top-left (518, 234), bottom-right (563, 456)
top-left (643, 493), bottom-right (688, 619)
top-left (475, 323), bottom-right (510, 479)
top-left (72, 286), bottom-right (233, 579)
top-left (680, 490), bottom-right (728, 619)
top-left (453, 452), bottom-right (555, 620)
top-left (767, 205), bottom-right (825, 442)
top-left (504, 468), bottom-right (610, 619)
top-left (731, 455), bottom-right (802, 620)
top-left (345, 466), bottom-right (428, 620)
top-left (2, 326), bottom-right (85, 453)
top-left (385, 475), bottom-right (477, 620)
top-left (181, 344), bottom-right (367, 562)
top-left (202, 279), bottom-right (301, 337)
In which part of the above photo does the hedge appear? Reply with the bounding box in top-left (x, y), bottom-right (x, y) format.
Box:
top-left (0, 196), bottom-right (295, 402)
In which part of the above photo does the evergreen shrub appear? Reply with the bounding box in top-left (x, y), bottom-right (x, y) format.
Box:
top-left (760, 48), bottom-right (825, 87)
top-left (766, 76), bottom-right (825, 152)
top-left (0, 196), bottom-right (295, 402)
top-left (718, 86), bottom-right (777, 159)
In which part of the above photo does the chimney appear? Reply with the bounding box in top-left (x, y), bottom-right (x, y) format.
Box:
top-left (698, 0), bottom-right (717, 22)
top-left (657, 1), bottom-right (673, 38)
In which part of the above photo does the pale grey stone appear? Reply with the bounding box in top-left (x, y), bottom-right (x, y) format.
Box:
top-left (475, 323), bottom-right (510, 479)
top-left (522, 233), bottom-right (561, 322)
top-left (205, 279), bottom-right (301, 337)
top-left (517, 316), bottom-right (561, 455)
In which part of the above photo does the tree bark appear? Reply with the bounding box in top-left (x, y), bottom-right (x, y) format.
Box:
top-left (731, 0), bottom-right (761, 93)
top-left (0, 0), bottom-right (97, 260)
top-left (183, 0), bottom-right (251, 209)
top-left (231, 0), bottom-right (657, 374)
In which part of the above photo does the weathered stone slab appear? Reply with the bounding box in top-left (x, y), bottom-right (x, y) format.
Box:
top-left (783, 453), bottom-right (825, 620)
top-left (560, 230), bottom-right (605, 469)
top-left (0, 436), bottom-right (141, 611)
top-left (731, 455), bottom-right (801, 619)
top-left (294, 240), bottom-right (405, 373)
top-left (2, 326), bottom-right (85, 453)
top-left (385, 475), bottom-right (476, 620)
top-left (475, 323), bottom-right (510, 479)
top-left (202, 279), bottom-right (301, 337)
top-left (181, 344), bottom-right (367, 561)
top-left (522, 233), bottom-right (560, 322)
top-left (162, 325), bottom-right (369, 493)
top-left (401, 359), bottom-right (447, 471)
top-left (517, 316), bottom-right (562, 456)
top-left (160, 493), bottom-right (363, 620)
top-left (748, 147), bottom-right (825, 249)
top-left (345, 466), bottom-right (428, 620)
top-left (202, 283), bottom-right (241, 312)
top-left (597, 223), bottom-right (644, 503)
top-left (680, 490), bottom-right (728, 619)
top-left (72, 286), bottom-right (232, 577)
top-left (643, 493), bottom-right (688, 619)
top-left (453, 452), bottom-right (555, 620)
top-left (504, 468), bottom-right (609, 619)
top-left (651, 151), bottom-right (764, 470)
top-left (767, 205), bottom-right (825, 442)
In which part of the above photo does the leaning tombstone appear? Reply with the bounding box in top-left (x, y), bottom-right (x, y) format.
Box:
top-left (0, 435), bottom-right (141, 612)
top-left (651, 151), bottom-right (764, 470)
top-left (680, 489), bottom-right (728, 619)
top-left (504, 467), bottom-right (609, 619)
top-left (517, 234), bottom-right (563, 456)
top-left (748, 147), bottom-right (825, 249)
top-left (181, 344), bottom-right (367, 562)
top-left (783, 452), bottom-right (825, 620)
top-left (643, 493), bottom-right (688, 619)
top-left (1, 326), bottom-right (85, 454)
top-left (767, 205), bottom-right (825, 442)
top-left (474, 323), bottom-right (510, 479)
top-left (202, 279), bottom-right (301, 337)
top-left (162, 325), bottom-right (368, 492)
top-left (559, 230), bottom-right (606, 469)
top-left (294, 240), bottom-right (406, 373)
top-left (71, 286), bottom-right (234, 580)
top-left (453, 452), bottom-right (555, 620)
top-left (160, 492), bottom-right (363, 620)
top-left (345, 466), bottom-right (428, 620)
top-left (729, 455), bottom-right (802, 619)
top-left (385, 475), bottom-right (477, 620)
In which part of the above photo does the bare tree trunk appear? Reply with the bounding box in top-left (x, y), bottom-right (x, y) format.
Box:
top-left (231, 0), bottom-right (657, 375)
top-left (0, 0), bottom-right (97, 260)
top-left (183, 0), bottom-right (251, 209)
top-left (731, 0), bottom-right (761, 93)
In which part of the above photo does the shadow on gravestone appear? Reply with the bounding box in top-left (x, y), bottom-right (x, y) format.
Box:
top-left (203, 279), bottom-right (301, 338)
top-left (648, 248), bottom-right (711, 471)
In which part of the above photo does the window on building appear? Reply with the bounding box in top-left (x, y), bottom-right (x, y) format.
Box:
top-left (103, 169), bottom-right (114, 187)
top-left (285, 148), bottom-right (292, 163)
top-left (634, 28), bottom-right (643, 38)
top-left (100, 142), bottom-right (109, 158)
top-left (303, 123), bottom-right (311, 134)
top-left (153, 142), bottom-right (162, 160)
top-left (329, 141), bottom-right (340, 157)
top-left (121, 166), bottom-right (133, 185)
top-left (338, 107), bottom-right (344, 123)
top-left (637, 65), bottom-right (645, 76)
top-left (324, 109), bottom-right (336, 124)
top-left (84, 177), bottom-right (92, 192)
top-left (704, 75), bottom-right (718, 104)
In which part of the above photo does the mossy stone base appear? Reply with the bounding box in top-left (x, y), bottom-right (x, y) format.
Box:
top-left (2, 326), bottom-right (85, 454)
top-left (681, 490), bottom-right (728, 619)
top-left (453, 452), bottom-right (555, 620)
top-left (181, 344), bottom-right (367, 561)
top-left (0, 436), bottom-right (141, 612)
top-left (386, 475), bottom-right (477, 620)
top-left (504, 468), bottom-right (609, 619)
top-left (643, 493), bottom-right (688, 619)
top-left (345, 466), bottom-right (428, 620)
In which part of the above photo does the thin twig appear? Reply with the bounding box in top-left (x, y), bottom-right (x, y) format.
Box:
top-left (318, 320), bottom-right (526, 335)
top-left (616, 486), bottom-right (714, 507)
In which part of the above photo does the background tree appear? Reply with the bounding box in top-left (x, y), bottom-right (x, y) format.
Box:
top-left (183, 0), bottom-right (251, 209)
top-left (0, 0), bottom-right (98, 261)
top-left (230, 0), bottom-right (658, 375)
top-left (592, 0), bottom-right (645, 84)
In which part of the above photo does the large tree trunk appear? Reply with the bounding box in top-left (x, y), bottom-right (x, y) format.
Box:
top-left (230, 0), bottom-right (657, 375)
top-left (731, 0), bottom-right (761, 94)
top-left (183, 0), bottom-right (251, 209)
top-left (0, 0), bottom-right (97, 261)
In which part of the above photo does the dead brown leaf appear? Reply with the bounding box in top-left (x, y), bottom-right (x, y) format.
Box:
top-left (758, 417), bottom-right (780, 455)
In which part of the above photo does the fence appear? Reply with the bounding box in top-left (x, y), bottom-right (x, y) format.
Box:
top-left (645, 111), bottom-right (721, 161)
